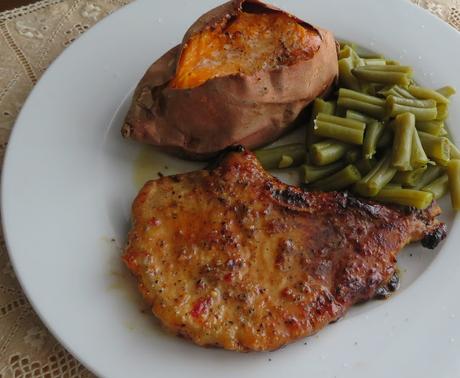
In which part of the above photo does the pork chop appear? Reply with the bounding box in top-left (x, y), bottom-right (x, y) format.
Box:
top-left (123, 146), bottom-right (446, 351)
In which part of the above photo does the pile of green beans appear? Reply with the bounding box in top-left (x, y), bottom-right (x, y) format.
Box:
top-left (254, 43), bottom-right (460, 210)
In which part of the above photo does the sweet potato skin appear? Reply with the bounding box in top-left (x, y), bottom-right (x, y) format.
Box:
top-left (122, 0), bottom-right (339, 159)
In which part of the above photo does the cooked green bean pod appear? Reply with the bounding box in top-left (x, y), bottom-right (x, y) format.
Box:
top-left (436, 86), bottom-right (457, 98)
top-left (392, 166), bottom-right (427, 187)
top-left (310, 139), bottom-right (351, 166)
top-left (278, 155), bottom-right (294, 168)
top-left (338, 57), bottom-right (361, 91)
top-left (353, 65), bottom-right (412, 86)
top-left (447, 159), bottom-right (460, 210)
top-left (439, 128), bottom-right (448, 136)
top-left (418, 132), bottom-right (451, 165)
top-left (338, 41), bottom-right (359, 53)
top-left (379, 85), bottom-right (415, 99)
top-left (362, 58), bottom-right (386, 66)
top-left (386, 96), bottom-right (438, 121)
top-left (422, 174), bottom-right (449, 200)
top-left (316, 113), bottom-right (366, 131)
top-left (338, 88), bottom-right (387, 119)
top-left (363, 121), bottom-right (384, 159)
top-left (306, 98), bottom-right (336, 148)
top-left (300, 161), bottom-right (345, 184)
top-left (391, 113), bottom-right (415, 171)
top-left (354, 152), bottom-right (397, 197)
top-left (346, 110), bottom-right (377, 124)
top-left (255, 144), bottom-right (306, 170)
top-left (415, 121), bottom-right (444, 136)
top-left (314, 119), bottom-right (365, 145)
top-left (358, 65), bottom-right (412, 73)
top-left (413, 165), bottom-right (445, 190)
top-left (447, 139), bottom-right (460, 159)
top-left (436, 103), bottom-right (448, 121)
top-left (310, 165), bottom-right (362, 191)
top-left (411, 130), bottom-right (429, 168)
top-left (408, 86), bottom-right (449, 104)
top-left (373, 188), bottom-right (433, 209)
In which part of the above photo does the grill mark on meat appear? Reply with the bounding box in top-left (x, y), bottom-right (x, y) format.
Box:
top-left (123, 146), bottom-right (446, 352)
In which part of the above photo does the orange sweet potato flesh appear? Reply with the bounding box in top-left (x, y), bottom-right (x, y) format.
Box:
top-left (171, 12), bottom-right (322, 89)
top-left (122, 0), bottom-right (339, 159)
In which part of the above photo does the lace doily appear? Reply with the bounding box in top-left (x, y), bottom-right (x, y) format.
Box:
top-left (0, 0), bottom-right (458, 376)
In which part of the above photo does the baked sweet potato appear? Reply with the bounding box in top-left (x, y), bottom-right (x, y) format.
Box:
top-left (122, 0), bottom-right (339, 159)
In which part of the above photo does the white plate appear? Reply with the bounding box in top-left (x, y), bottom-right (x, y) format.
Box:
top-left (2, 0), bottom-right (460, 377)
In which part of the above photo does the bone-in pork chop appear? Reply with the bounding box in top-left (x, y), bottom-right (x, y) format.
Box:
top-left (123, 146), bottom-right (446, 351)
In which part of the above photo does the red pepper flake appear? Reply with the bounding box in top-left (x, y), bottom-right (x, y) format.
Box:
top-left (224, 272), bottom-right (233, 283)
top-left (191, 297), bottom-right (211, 319)
top-left (148, 217), bottom-right (160, 226)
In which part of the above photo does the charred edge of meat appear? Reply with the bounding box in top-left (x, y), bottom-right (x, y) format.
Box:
top-left (374, 272), bottom-right (400, 300)
top-left (345, 195), bottom-right (383, 218)
top-left (268, 183), bottom-right (310, 207)
top-left (421, 223), bottom-right (447, 249)
top-left (206, 145), bottom-right (246, 170)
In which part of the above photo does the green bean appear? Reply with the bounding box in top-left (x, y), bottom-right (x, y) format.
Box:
top-left (411, 129), bottom-right (429, 168)
top-left (339, 46), bottom-right (361, 63)
top-left (391, 113), bottom-right (415, 171)
top-left (338, 88), bottom-right (387, 119)
top-left (439, 128), bottom-right (448, 136)
top-left (316, 113), bottom-right (366, 131)
top-left (377, 128), bottom-right (394, 148)
top-left (363, 121), bottom-right (384, 159)
top-left (373, 188), bottom-right (433, 209)
top-left (278, 155), bottom-right (294, 168)
top-left (436, 103), bottom-right (448, 121)
top-left (338, 41), bottom-right (358, 52)
top-left (338, 57), bottom-right (361, 91)
top-left (392, 166), bottom-right (427, 187)
top-left (356, 65), bottom-right (412, 73)
top-left (386, 96), bottom-right (438, 121)
top-left (386, 60), bottom-right (401, 65)
top-left (300, 161), bottom-right (345, 184)
top-left (346, 110), bottom-right (377, 124)
top-left (352, 65), bottom-right (412, 86)
top-left (361, 83), bottom-right (386, 97)
top-left (415, 121), bottom-right (444, 136)
top-left (385, 183), bottom-right (403, 189)
top-left (314, 120), bottom-right (365, 145)
top-left (413, 165), bottom-right (445, 190)
top-left (310, 139), bottom-right (351, 166)
top-left (255, 144), bottom-right (306, 170)
top-left (422, 174), bottom-right (449, 200)
top-left (418, 132), bottom-right (451, 165)
top-left (354, 152), bottom-right (397, 197)
top-left (306, 99), bottom-right (336, 148)
top-left (436, 86), bottom-right (457, 98)
top-left (447, 159), bottom-right (460, 210)
top-left (408, 86), bottom-right (449, 104)
top-left (362, 59), bottom-right (386, 66)
top-left (310, 165), bottom-right (362, 191)
top-left (379, 85), bottom-right (415, 99)
top-left (447, 139), bottom-right (460, 159)
top-left (355, 158), bottom-right (377, 176)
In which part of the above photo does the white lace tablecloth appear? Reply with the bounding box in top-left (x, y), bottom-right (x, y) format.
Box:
top-left (0, 0), bottom-right (458, 376)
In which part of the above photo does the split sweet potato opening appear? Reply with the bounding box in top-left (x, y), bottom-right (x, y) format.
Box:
top-left (170, 11), bottom-right (322, 89)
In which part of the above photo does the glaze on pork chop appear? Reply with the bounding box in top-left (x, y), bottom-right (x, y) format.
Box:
top-left (123, 146), bottom-right (446, 352)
